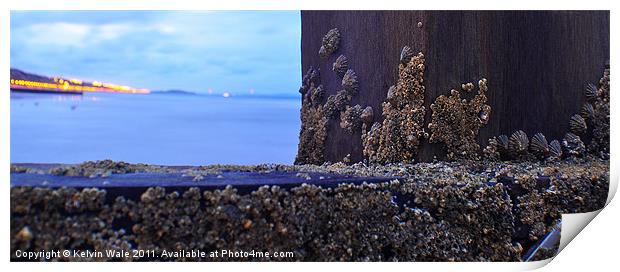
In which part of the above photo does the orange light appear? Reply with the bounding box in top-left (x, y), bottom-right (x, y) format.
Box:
top-left (9, 77), bottom-right (149, 94)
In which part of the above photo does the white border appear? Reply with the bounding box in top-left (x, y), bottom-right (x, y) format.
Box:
top-left (2, 1), bottom-right (616, 271)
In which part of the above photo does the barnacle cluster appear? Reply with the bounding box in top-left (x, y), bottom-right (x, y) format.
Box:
top-left (584, 66), bottom-right (610, 158)
top-left (10, 165), bottom-right (30, 173)
top-left (11, 159), bottom-right (608, 261)
top-left (295, 67), bottom-right (328, 165)
top-left (298, 27), bottom-right (378, 164)
top-left (341, 69), bottom-right (359, 95)
top-left (48, 159), bottom-right (171, 178)
top-left (427, 79), bottom-right (491, 160)
top-left (484, 131), bottom-right (563, 161)
top-left (340, 104), bottom-right (364, 133)
top-left (323, 69), bottom-right (361, 119)
top-left (562, 132), bottom-right (586, 157)
top-left (11, 187), bottom-right (133, 261)
top-left (323, 90), bottom-right (350, 119)
top-left (484, 65), bottom-right (609, 162)
top-left (332, 55), bottom-right (349, 77)
top-left (319, 28), bottom-right (340, 59)
top-left (362, 49), bottom-right (427, 164)
top-left (505, 161), bottom-right (609, 249)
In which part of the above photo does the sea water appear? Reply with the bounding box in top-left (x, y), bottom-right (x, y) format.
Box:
top-left (10, 92), bottom-right (301, 165)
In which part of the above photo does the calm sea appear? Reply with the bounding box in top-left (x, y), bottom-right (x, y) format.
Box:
top-left (10, 92), bottom-right (301, 165)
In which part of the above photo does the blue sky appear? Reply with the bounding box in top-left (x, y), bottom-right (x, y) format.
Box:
top-left (10, 11), bottom-right (301, 95)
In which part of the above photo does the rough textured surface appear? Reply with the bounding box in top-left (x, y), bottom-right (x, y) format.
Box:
top-left (295, 68), bottom-right (327, 165)
top-left (362, 52), bottom-right (427, 164)
top-left (319, 28), bottom-right (340, 59)
top-left (301, 11), bottom-right (609, 163)
top-left (339, 104), bottom-right (364, 134)
top-left (428, 79), bottom-right (491, 160)
top-left (11, 158), bottom-right (608, 261)
top-left (587, 67), bottom-right (610, 158)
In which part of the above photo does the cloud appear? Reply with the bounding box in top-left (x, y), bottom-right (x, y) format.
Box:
top-left (10, 11), bottom-right (301, 95)
top-left (23, 22), bottom-right (91, 47)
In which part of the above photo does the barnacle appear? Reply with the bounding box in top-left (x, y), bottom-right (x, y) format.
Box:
top-left (580, 103), bottom-right (594, 120)
top-left (549, 140), bottom-right (562, 159)
top-left (342, 153), bottom-right (352, 164)
top-left (482, 137), bottom-right (501, 161)
top-left (332, 55), bottom-right (349, 77)
top-left (299, 67), bottom-right (320, 96)
top-left (529, 133), bottom-right (549, 158)
top-left (323, 90), bottom-right (352, 119)
top-left (319, 28), bottom-right (340, 59)
top-left (497, 135), bottom-right (510, 156)
top-left (361, 106), bottom-right (374, 127)
top-left (428, 78), bottom-right (491, 160)
top-left (569, 114), bottom-right (587, 135)
top-left (340, 104), bottom-right (364, 133)
top-left (362, 49), bottom-right (427, 163)
top-left (584, 83), bottom-right (599, 102)
top-left (342, 69), bottom-right (359, 95)
top-left (562, 132), bottom-right (586, 157)
top-left (386, 85), bottom-right (396, 101)
top-left (309, 85), bottom-right (325, 107)
top-left (461, 82), bottom-right (475, 92)
top-left (400, 45), bottom-right (414, 64)
top-left (508, 130), bottom-right (529, 158)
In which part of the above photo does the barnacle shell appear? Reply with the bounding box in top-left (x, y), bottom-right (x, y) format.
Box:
top-left (319, 28), bottom-right (340, 59)
top-left (342, 69), bottom-right (359, 94)
top-left (508, 130), bottom-right (529, 157)
top-left (461, 82), bottom-right (475, 92)
top-left (580, 102), bottom-right (595, 120)
top-left (478, 105), bottom-right (492, 124)
top-left (386, 85), bottom-right (396, 100)
top-left (299, 67), bottom-right (320, 95)
top-left (569, 114), bottom-right (587, 135)
top-left (562, 132), bottom-right (586, 157)
top-left (332, 55), bottom-right (349, 77)
top-left (310, 85), bottom-right (324, 107)
top-left (497, 134), bottom-right (510, 156)
top-left (361, 106), bottom-right (374, 126)
top-left (585, 83), bottom-right (598, 102)
top-left (400, 46), bottom-right (414, 64)
top-left (529, 133), bottom-right (549, 158)
top-left (16, 226), bottom-right (33, 242)
top-left (549, 140), bottom-right (562, 158)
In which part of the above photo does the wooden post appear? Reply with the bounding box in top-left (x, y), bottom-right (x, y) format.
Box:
top-left (299, 11), bottom-right (609, 163)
